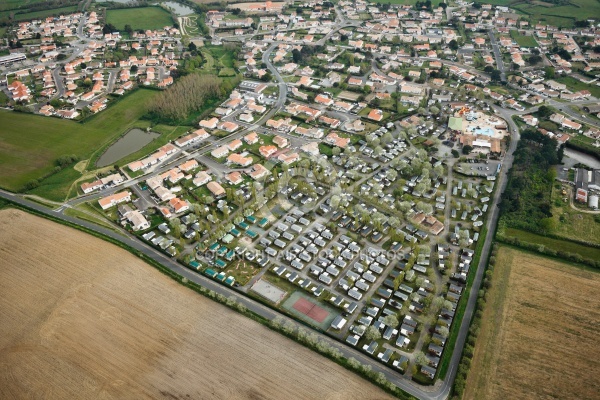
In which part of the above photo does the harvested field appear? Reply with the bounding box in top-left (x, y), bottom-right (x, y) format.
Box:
top-left (464, 246), bottom-right (600, 400)
top-left (0, 209), bottom-right (392, 400)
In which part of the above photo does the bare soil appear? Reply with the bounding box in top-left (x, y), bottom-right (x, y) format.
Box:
top-left (464, 246), bottom-right (600, 400)
top-left (0, 209), bottom-right (393, 400)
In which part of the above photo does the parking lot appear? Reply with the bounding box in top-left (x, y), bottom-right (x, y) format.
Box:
top-left (455, 160), bottom-right (501, 177)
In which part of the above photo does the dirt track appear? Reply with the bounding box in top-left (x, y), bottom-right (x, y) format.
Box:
top-left (0, 209), bottom-right (392, 400)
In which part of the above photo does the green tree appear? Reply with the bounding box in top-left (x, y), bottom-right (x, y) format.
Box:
top-left (414, 351), bottom-right (428, 366)
top-left (383, 314), bottom-right (399, 328)
top-left (364, 325), bottom-right (381, 341)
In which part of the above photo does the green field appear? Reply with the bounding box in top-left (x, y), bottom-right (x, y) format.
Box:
top-left (106, 6), bottom-right (174, 31)
top-left (0, 5), bottom-right (79, 21)
top-left (509, 30), bottom-right (537, 47)
top-left (473, 0), bottom-right (599, 27)
top-left (367, 0), bottom-right (420, 4)
top-left (566, 134), bottom-right (600, 160)
top-left (0, 89), bottom-right (163, 193)
top-left (555, 76), bottom-right (600, 99)
top-left (550, 185), bottom-right (600, 246)
top-left (503, 228), bottom-right (600, 260)
top-left (0, 0), bottom-right (50, 12)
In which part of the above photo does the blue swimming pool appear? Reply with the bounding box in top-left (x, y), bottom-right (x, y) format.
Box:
top-left (470, 127), bottom-right (494, 136)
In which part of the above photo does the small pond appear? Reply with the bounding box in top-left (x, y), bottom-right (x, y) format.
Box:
top-left (97, 128), bottom-right (160, 167)
top-left (161, 1), bottom-right (195, 15)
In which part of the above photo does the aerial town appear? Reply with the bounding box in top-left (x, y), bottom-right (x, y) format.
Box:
top-left (1, 0), bottom-right (599, 399)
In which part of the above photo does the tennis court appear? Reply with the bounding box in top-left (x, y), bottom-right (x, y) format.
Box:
top-left (292, 297), bottom-right (329, 323)
top-left (282, 291), bottom-right (339, 330)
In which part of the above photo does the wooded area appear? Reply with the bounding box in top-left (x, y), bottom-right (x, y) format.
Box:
top-left (500, 129), bottom-right (562, 234)
top-left (148, 74), bottom-right (221, 123)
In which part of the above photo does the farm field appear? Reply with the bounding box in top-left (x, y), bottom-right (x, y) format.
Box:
top-left (0, 209), bottom-right (393, 400)
top-left (106, 6), bottom-right (174, 31)
top-left (0, 89), bottom-right (163, 193)
top-left (464, 246), bottom-right (600, 400)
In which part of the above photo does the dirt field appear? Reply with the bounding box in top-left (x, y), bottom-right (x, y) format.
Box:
top-left (0, 209), bottom-right (392, 400)
top-left (464, 246), bottom-right (600, 400)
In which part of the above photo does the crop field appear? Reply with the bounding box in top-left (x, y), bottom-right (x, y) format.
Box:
top-left (465, 246), bottom-right (600, 400)
top-left (0, 209), bottom-right (393, 400)
top-left (0, 89), bottom-right (162, 193)
top-left (106, 7), bottom-right (174, 31)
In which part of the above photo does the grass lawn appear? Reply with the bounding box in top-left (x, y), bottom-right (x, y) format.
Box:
top-left (567, 134), bottom-right (600, 160)
top-left (27, 166), bottom-right (83, 202)
top-left (106, 7), bottom-right (174, 31)
top-left (366, 0), bottom-right (420, 4)
top-left (550, 185), bottom-right (600, 246)
top-left (509, 30), bottom-right (537, 47)
top-left (555, 75), bottom-right (600, 99)
top-left (511, 0), bottom-right (600, 27)
top-left (64, 204), bottom-right (123, 234)
top-left (503, 228), bottom-right (600, 260)
top-left (218, 67), bottom-right (236, 77)
top-left (464, 246), bottom-right (600, 400)
top-left (2, 5), bottom-right (79, 21)
top-left (0, 89), bottom-right (163, 193)
top-left (437, 226), bottom-right (487, 379)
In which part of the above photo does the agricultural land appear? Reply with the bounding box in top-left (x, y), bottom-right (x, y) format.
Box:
top-left (0, 208), bottom-right (393, 400)
top-left (0, 89), bottom-right (163, 193)
top-left (0, 0), bottom-right (599, 398)
top-left (464, 246), bottom-right (600, 400)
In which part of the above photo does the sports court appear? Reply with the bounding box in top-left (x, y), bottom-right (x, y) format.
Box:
top-left (292, 297), bottom-right (329, 323)
top-left (250, 279), bottom-right (287, 304)
top-left (282, 291), bottom-right (339, 330)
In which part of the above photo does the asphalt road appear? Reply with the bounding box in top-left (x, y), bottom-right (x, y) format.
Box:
top-left (487, 29), bottom-right (506, 82)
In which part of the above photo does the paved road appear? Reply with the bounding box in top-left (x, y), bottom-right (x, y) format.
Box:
top-left (487, 29), bottom-right (506, 82)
